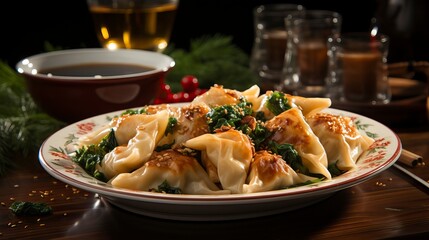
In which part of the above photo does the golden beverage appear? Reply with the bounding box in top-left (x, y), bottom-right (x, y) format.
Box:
top-left (297, 40), bottom-right (328, 86)
top-left (263, 29), bottom-right (287, 70)
top-left (89, 3), bottom-right (177, 52)
top-left (340, 52), bottom-right (384, 102)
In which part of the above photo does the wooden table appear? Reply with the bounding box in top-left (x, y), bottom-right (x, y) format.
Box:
top-left (1, 119), bottom-right (429, 240)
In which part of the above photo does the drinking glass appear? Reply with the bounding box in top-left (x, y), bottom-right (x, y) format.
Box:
top-left (280, 10), bottom-right (342, 97)
top-left (327, 32), bottom-right (391, 104)
top-left (249, 4), bottom-right (305, 92)
top-left (86, 0), bottom-right (179, 52)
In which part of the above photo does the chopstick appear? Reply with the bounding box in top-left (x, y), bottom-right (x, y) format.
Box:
top-left (393, 163), bottom-right (429, 189)
top-left (398, 149), bottom-right (423, 167)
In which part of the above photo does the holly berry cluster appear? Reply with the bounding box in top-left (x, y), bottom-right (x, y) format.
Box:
top-left (154, 75), bottom-right (207, 104)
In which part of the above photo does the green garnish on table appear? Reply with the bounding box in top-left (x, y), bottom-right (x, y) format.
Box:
top-left (9, 201), bottom-right (53, 216)
top-left (0, 34), bottom-right (257, 176)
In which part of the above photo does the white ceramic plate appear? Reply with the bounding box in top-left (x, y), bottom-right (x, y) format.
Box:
top-left (39, 104), bottom-right (401, 221)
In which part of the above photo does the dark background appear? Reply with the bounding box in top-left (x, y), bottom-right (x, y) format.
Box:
top-left (1, 0), bottom-right (428, 69)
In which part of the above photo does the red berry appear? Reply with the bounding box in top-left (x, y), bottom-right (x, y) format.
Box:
top-left (154, 82), bottom-right (173, 103)
top-left (181, 75), bottom-right (199, 93)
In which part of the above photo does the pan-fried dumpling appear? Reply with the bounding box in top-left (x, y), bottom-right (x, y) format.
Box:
top-left (289, 95), bottom-right (332, 117)
top-left (191, 84), bottom-right (241, 107)
top-left (191, 84), bottom-right (261, 108)
top-left (96, 110), bottom-right (170, 179)
top-left (243, 150), bottom-right (317, 193)
top-left (307, 112), bottom-right (375, 171)
top-left (183, 129), bottom-right (254, 193)
top-left (264, 108), bottom-right (331, 179)
top-left (110, 149), bottom-right (230, 195)
top-left (76, 107), bottom-right (174, 147)
top-left (250, 91), bottom-right (331, 120)
top-left (157, 102), bottom-right (210, 149)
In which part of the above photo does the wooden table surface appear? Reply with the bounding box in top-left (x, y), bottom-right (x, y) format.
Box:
top-left (1, 112), bottom-right (429, 240)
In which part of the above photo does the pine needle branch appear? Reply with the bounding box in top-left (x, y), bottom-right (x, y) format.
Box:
top-left (0, 61), bottom-right (66, 176)
top-left (164, 34), bottom-right (258, 92)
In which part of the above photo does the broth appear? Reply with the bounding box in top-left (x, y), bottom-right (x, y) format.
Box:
top-left (39, 63), bottom-right (155, 77)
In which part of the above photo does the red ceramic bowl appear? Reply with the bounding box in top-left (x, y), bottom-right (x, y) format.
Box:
top-left (16, 48), bottom-right (175, 123)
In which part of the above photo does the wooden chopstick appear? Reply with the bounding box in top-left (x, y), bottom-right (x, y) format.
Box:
top-left (393, 163), bottom-right (429, 189)
top-left (398, 149), bottom-right (423, 167)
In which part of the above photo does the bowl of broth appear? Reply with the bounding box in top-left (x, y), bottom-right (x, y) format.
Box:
top-left (16, 48), bottom-right (175, 122)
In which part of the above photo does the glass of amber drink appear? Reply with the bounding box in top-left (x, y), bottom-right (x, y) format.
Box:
top-left (86, 0), bottom-right (179, 52)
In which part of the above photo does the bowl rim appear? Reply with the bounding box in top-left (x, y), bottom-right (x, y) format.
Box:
top-left (15, 48), bottom-right (175, 82)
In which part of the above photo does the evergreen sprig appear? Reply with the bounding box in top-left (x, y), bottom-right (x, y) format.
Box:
top-left (164, 34), bottom-right (258, 92)
top-left (0, 61), bottom-right (66, 176)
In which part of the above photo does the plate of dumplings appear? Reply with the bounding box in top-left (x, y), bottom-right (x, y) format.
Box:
top-left (39, 84), bottom-right (401, 221)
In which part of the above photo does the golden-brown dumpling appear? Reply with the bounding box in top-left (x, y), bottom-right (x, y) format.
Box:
top-left (96, 110), bottom-right (170, 179)
top-left (249, 91), bottom-right (331, 121)
top-left (264, 108), bottom-right (332, 179)
top-left (183, 129), bottom-right (254, 193)
top-left (110, 149), bottom-right (230, 195)
top-left (157, 102), bottom-right (210, 149)
top-left (307, 112), bottom-right (375, 171)
top-left (243, 150), bottom-right (316, 193)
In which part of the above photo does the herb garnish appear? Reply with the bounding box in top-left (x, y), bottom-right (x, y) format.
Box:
top-left (73, 129), bottom-right (118, 181)
top-left (9, 201), bottom-right (53, 216)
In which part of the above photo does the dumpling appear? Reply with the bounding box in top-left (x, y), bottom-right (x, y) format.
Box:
top-left (191, 84), bottom-right (260, 108)
top-left (183, 129), bottom-right (254, 193)
top-left (110, 149), bottom-right (230, 195)
top-left (288, 95), bottom-right (332, 117)
top-left (96, 110), bottom-right (170, 179)
top-left (307, 112), bottom-right (375, 171)
top-left (157, 102), bottom-right (210, 149)
top-left (243, 150), bottom-right (317, 193)
top-left (249, 91), bottom-right (331, 120)
top-left (76, 107), bottom-right (174, 147)
top-left (264, 108), bottom-right (332, 179)
top-left (191, 84), bottom-right (241, 107)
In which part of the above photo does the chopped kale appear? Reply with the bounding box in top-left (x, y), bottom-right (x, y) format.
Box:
top-left (151, 180), bottom-right (182, 194)
top-left (284, 178), bottom-right (324, 189)
top-left (206, 98), bottom-right (253, 132)
top-left (268, 141), bottom-right (308, 174)
top-left (73, 129), bottom-right (118, 182)
top-left (248, 122), bottom-right (271, 150)
top-left (121, 108), bottom-right (147, 116)
top-left (328, 161), bottom-right (346, 177)
top-left (265, 91), bottom-right (291, 115)
top-left (10, 201), bottom-right (53, 216)
top-left (165, 117), bottom-right (178, 136)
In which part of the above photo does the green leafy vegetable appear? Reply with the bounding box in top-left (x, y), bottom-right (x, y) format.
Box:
top-left (73, 129), bottom-right (118, 181)
top-left (247, 122), bottom-right (271, 150)
top-left (328, 161), bottom-right (346, 177)
top-left (121, 107), bottom-right (147, 116)
top-left (165, 117), bottom-right (178, 136)
top-left (284, 178), bottom-right (324, 189)
top-left (206, 98), bottom-right (253, 132)
top-left (0, 61), bottom-right (66, 176)
top-left (164, 34), bottom-right (258, 92)
top-left (10, 201), bottom-right (53, 216)
top-left (266, 91), bottom-right (292, 115)
top-left (150, 180), bottom-right (182, 194)
top-left (268, 141), bottom-right (308, 174)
